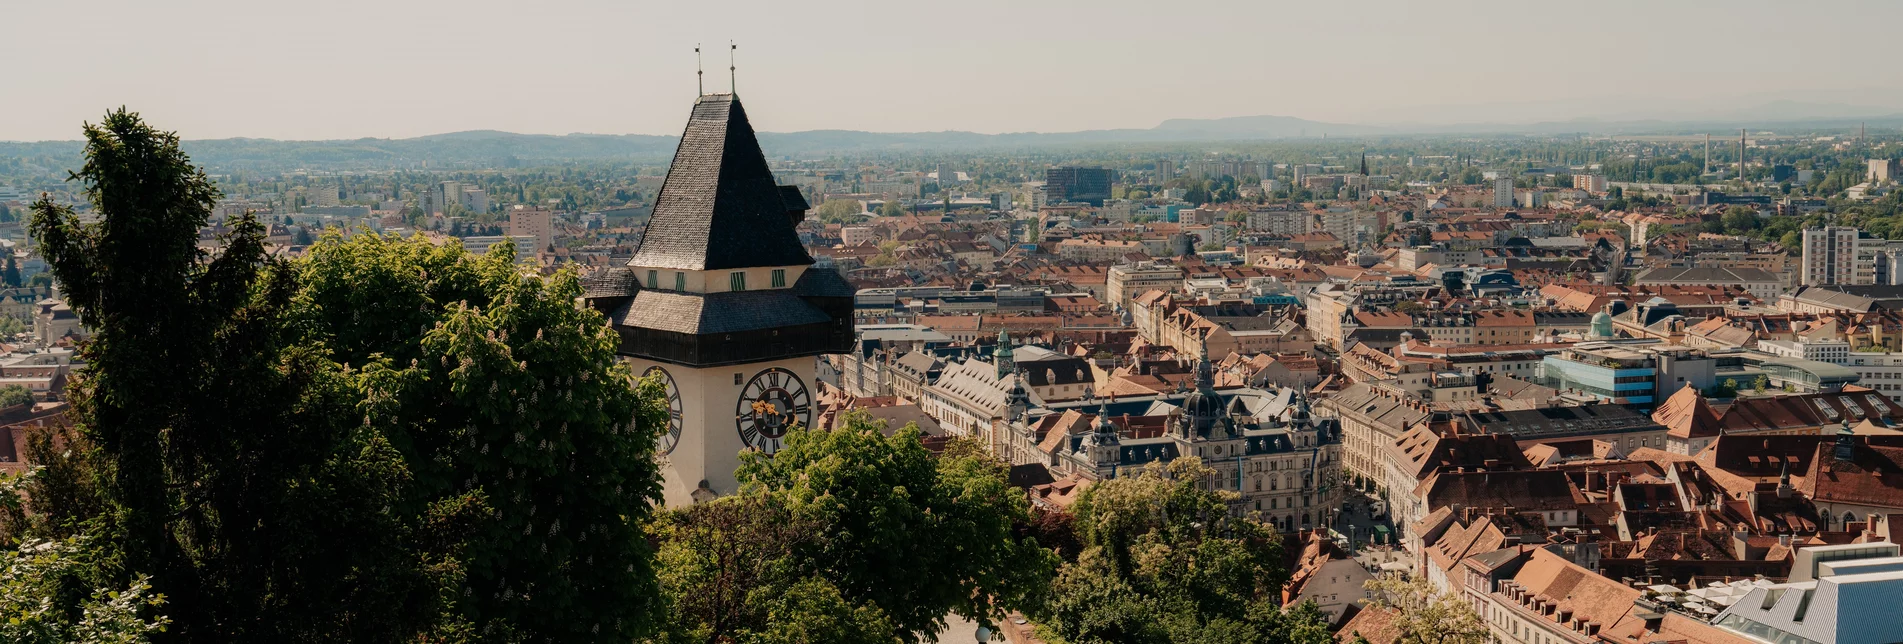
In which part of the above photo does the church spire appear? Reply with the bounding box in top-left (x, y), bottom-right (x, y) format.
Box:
top-left (1194, 334), bottom-right (1216, 392)
top-left (993, 330), bottom-right (1015, 380)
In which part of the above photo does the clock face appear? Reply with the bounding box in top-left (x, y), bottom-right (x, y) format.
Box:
top-left (644, 366), bottom-right (683, 457)
top-left (735, 367), bottom-right (811, 455)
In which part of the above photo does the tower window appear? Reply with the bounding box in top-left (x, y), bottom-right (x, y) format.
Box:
top-left (675, 272), bottom-right (686, 291)
top-left (730, 272), bottom-right (746, 291)
top-left (771, 269), bottom-right (786, 288)
top-left (648, 270), bottom-right (658, 289)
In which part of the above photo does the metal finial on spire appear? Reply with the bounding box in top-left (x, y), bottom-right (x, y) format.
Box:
top-left (695, 44), bottom-right (703, 95)
top-left (729, 42), bottom-right (737, 94)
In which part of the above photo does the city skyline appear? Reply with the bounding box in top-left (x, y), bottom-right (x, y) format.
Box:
top-left (5, 0), bottom-right (1903, 141)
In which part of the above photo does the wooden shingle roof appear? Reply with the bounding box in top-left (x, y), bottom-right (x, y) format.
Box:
top-left (629, 94), bottom-right (813, 271)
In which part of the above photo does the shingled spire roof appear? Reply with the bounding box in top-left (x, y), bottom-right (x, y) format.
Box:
top-left (630, 94), bottom-right (814, 271)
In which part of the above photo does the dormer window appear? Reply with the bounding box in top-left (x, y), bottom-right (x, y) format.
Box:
top-left (674, 272), bottom-right (685, 291)
top-left (648, 270), bottom-right (659, 289)
top-left (772, 269), bottom-right (786, 288)
top-left (730, 272), bottom-right (746, 291)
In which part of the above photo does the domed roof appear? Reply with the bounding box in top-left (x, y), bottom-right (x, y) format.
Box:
top-left (1183, 388), bottom-right (1226, 419)
top-left (1590, 309), bottom-right (1615, 337)
top-left (1286, 393), bottom-right (1311, 421)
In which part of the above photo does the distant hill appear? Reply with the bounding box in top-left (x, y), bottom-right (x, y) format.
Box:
top-left (5, 102), bottom-right (1901, 172)
top-left (1149, 114), bottom-right (1383, 138)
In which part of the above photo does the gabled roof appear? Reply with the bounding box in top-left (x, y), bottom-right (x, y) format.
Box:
top-left (1653, 384), bottom-right (1722, 441)
top-left (629, 94), bottom-right (813, 271)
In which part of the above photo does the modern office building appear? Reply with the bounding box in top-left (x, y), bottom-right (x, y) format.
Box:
top-left (1711, 543), bottom-right (1903, 644)
top-left (1537, 342), bottom-right (1719, 407)
top-left (1045, 167), bottom-right (1114, 206)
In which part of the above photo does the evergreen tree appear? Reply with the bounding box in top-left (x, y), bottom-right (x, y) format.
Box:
top-left (22, 109), bottom-right (667, 643)
top-left (3, 256), bottom-right (20, 288)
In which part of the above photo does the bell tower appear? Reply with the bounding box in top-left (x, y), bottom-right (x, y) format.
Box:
top-left (582, 93), bottom-right (853, 506)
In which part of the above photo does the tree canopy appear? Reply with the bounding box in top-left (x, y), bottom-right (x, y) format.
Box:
top-left (1034, 458), bottom-right (1327, 644)
top-left (651, 413), bottom-right (1054, 643)
top-left (10, 108), bottom-right (667, 643)
top-left (1358, 574), bottom-right (1489, 644)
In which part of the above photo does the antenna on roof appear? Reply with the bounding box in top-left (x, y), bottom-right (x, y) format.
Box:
top-left (695, 44), bottom-right (704, 96)
top-left (729, 41), bottom-right (737, 94)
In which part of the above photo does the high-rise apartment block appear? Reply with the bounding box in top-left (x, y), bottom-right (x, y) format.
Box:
top-left (1044, 167), bottom-right (1114, 206)
top-left (1803, 226), bottom-right (1861, 286)
top-left (1801, 226), bottom-right (1903, 286)
top-left (428, 181), bottom-right (489, 215)
top-left (1492, 176), bottom-right (1516, 208)
top-left (1871, 159), bottom-right (1898, 183)
top-left (508, 205), bottom-right (555, 253)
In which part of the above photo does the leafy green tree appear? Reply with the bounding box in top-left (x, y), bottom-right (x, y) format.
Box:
top-left (654, 412), bottom-right (1053, 643)
top-left (648, 494), bottom-right (900, 644)
top-left (0, 537), bottom-right (171, 644)
top-left (0, 423), bottom-right (106, 544)
top-left (880, 199), bottom-right (906, 217)
top-left (295, 233), bottom-right (667, 641)
top-left (1706, 379), bottom-right (1739, 399)
top-left (30, 108), bottom-right (468, 641)
top-left (737, 413), bottom-right (1053, 637)
top-left (0, 384), bottom-right (31, 408)
top-left (1034, 457), bottom-right (1321, 644)
top-left (1720, 206), bottom-right (1762, 234)
top-left (1360, 574), bottom-right (1489, 644)
top-left (814, 199), bottom-right (866, 224)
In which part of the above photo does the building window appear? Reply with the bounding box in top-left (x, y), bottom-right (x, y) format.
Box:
top-left (730, 272), bottom-right (746, 291)
top-left (675, 272), bottom-right (686, 291)
top-left (648, 270), bottom-right (658, 288)
top-left (771, 269), bottom-right (786, 288)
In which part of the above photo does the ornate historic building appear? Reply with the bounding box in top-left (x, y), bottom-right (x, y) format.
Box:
top-left (1002, 347), bottom-right (1346, 529)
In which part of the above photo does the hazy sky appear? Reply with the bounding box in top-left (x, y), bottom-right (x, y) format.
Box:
top-left (5, 0), bottom-right (1902, 141)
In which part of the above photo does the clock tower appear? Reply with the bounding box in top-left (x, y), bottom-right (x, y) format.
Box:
top-left (581, 93), bottom-right (853, 507)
